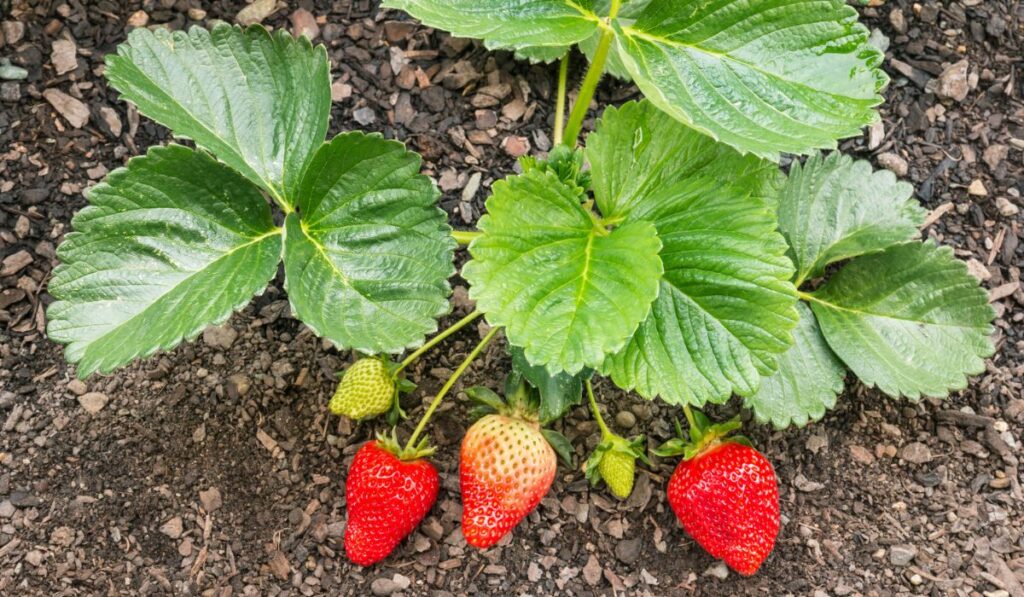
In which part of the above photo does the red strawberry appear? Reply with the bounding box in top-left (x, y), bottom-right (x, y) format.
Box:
top-left (344, 437), bottom-right (439, 566)
top-left (460, 413), bottom-right (556, 548)
top-left (658, 409), bottom-right (779, 576)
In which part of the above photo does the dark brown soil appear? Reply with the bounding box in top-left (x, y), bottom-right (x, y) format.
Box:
top-left (1, 1), bottom-right (1022, 595)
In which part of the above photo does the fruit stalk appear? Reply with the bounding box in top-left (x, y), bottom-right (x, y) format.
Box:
top-left (683, 404), bottom-right (698, 433)
top-left (395, 310), bottom-right (483, 374)
top-left (403, 326), bottom-right (501, 452)
top-left (553, 52), bottom-right (570, 145)
top-left (586, 379), bottom-right (612, 441)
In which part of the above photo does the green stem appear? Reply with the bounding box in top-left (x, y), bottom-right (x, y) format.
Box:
top-left (585, 380), bottom-right (612, 440)
top-left (403, 326), bottom-right (501, 452)
top-left (683, 404), bottom-right (697, 431)
top-left (395, 310), bottom-right (483, 374)
top-left (561, 0), bottom-right (621, 146)
top-left (553, 52), bottom-right (570, 145)
top-left (452, 229), bottom-right (482, 245)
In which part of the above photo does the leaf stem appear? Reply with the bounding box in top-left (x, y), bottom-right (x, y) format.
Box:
top-left (395, 310), bottom-right (483, 374)
top-left (683, 404), bottom-right (697, 432)
top-left (403, 326), bottom-right (501, 453)
top-left (553, 52), bottom-right (570, 145)
top-left (561, 0), bottom-right (621, 146)
top-left (451, 229), bottom-right (482, 245)
top-left (585, 380), bottom-right (612, 440)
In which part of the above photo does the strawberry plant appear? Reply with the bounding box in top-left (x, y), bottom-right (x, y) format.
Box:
top-left (48, 0), bottom-right (996, 578)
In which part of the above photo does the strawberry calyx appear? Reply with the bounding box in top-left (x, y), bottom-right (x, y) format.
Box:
top-left (654, 406), bottom-right (753, 461)
top-left (465, 379), bottom-right (541, 423)
top-left (584, 434), bottom-right (648, 484)
top-left (464, 381), bottom-right (574, 466)
top-left (375, 428), bottom-right (436, 462)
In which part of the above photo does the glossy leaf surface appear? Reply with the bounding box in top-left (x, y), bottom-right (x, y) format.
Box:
top-left (48, 146), bottom-right (282, 378)
top-left (283, 133), bottom-right (455, 354)
top-left (808, 242), bottom-right (995, 400)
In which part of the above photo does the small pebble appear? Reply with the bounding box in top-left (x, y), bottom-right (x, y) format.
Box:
top-left (78, 392), bottom-right (109, 414)
top-left (353, 107), bottom-right (376, 125)
top-left (67, 379), bottom-right (87, 396)
top-left (703, 562), bottom-right (729, 580)
top-left (889, 544), bottom-right (917, 566)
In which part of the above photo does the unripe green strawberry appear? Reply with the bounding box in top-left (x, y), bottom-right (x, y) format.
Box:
top-left (329, 358), bottom-right (395, 420)
top-left (598, 448), bottom-right (636, 499)
top-left (585, 434), bottom-right (647, 500)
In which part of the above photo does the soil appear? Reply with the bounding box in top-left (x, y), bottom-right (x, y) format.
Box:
top-left (1, 1), bottom-right (1023, 595)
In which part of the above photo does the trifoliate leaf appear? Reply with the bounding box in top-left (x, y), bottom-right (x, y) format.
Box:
top-left (613, 0), bottom-right (887, 159)
top-left (47, 145), bottom-right (282, 378)
top-left (778, 152), bottom-right (925, 285)
top-left (587, 102), bottom-right (799, 406)
top-left (105, 24), bottom-right (330, 207)
top-left (382, 0), bottom-right (600, 60)
top-left (463, 169), bottom-right (663, 375)
top-left (744, 302), bottom-right (846, 429)
top-left (282, 132), bottom-right (455, 354)
top-left (807, 242), bottom-right (995, 400)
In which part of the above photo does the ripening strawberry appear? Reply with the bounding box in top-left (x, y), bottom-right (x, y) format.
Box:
top-left (659, 410), bottom-right (779, 576)
top-left (329, 357), bottom-right (395, 420)
top-left (460, 413), bottom-right (556, 548)
top-left (344, 438), bottom-right (439, 566)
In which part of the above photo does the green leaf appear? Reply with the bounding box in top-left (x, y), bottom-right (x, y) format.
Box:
top-left (282, 132), bottom-right (455, 354)
top-left (778, 152), bottom-right (925, 284)
top-left (613, 0), bottom-right (887, 159)
top-left (47, 145), bottom-right (282, 378)
top-left (104, 24), bottom-right (330, 206)
top-left (587, 104), bottom-right (799, 406)
top-left (463, 169), bottom-right (663, 375)
top-left (541, 428), bottom-right (575, 467)
top-left (382, 0), bottom-right (600, 59)
top-left (807, 242), bottom-right (995, 400)
top-left (744, 302), bottom-right (846, 429)
top-left (587, 101), bottom-right (780, 221)
top-left (511, 346), bottom-right (589, 424)
top-left (601, 180), bottom-right (799, 405)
